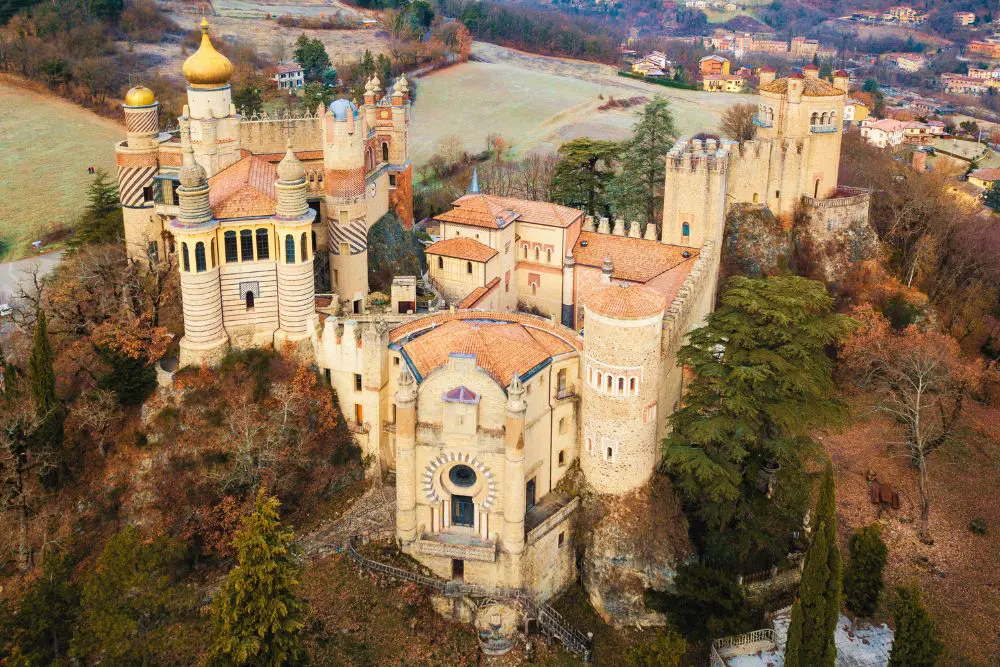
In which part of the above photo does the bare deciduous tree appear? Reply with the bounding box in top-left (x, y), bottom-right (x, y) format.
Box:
top-left (720, 103), bottom-right (758, 143)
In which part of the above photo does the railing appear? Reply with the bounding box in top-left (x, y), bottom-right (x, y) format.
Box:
top-left (416, 537), bottom-right (498, 562)
top-left (346, 421), bottom-right (371, 434)
top-left (711, 628), bottom-right (777, 665)
top-left (346, 536), bottom-right (592, 661)
top-left (752, 115), bottom-right (773, 128)
top-left (713, 628), bottom-right (776, 651)
top-left (810, 124), bottom-right (838, 133)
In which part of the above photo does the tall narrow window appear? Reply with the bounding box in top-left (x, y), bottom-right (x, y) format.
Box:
top-left (195, 242), bottom-right (206, 272)
top-left (256, 228), bottom-right (269, 259)
top-left (301, 232), bottom-right (308, 261)
top-left (466, 261), bottom-right (472, 274)
top-left (285, 234), bottom-right (295, 264)
top-left (240, 229), bottom-right (253, 261)
top-left (224, 231), bottom-right (238, 262)
top-left (182, 242), bottom-right (190, 272)
top-left (437, 256), bottom-right (444, 269)
top-left (245, 291), bottom-right (255, 310)
top-left (210, 238), bottom-right (217, 268)
top-left (682, 222), bottom-right (690, 238)
top-left (629, 377), bottom-right (637, 395)
top-left (382, 142), bottom-right (389, 161)
top-left (311, 230), bottom-right (317, 253)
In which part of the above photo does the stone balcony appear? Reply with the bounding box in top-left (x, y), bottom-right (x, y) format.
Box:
top-left (416, 532), bottom-right (498, 563)
top-left (752, 115), bottom-right (773, 128)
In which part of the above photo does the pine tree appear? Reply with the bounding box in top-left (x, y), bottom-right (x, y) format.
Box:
top-left (888, 584), bottom-right (943, 667)
top-left (210, 489), bottom-right (308, 666)
top-left (609, 96), bottom-right (677, 226)
top-left (984, 180), bottom-right (1000, 211)
top-left (843, 524), bottom-right (888, 618)
top-left (785, 463), bottom-right (840, 667)
top-left (9, 550), bottom-right (79, 663)
top-left (550, 138), bottom-right (620, 216)
top-left (71, 168), bottom-right (123, 247)
top-left (28, 311), bottom-right (64, 461)
top-left (663, 276), bottom-right (853, 555)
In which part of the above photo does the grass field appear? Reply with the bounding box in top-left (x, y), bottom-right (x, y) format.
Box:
top-left (0, 82), bottom-right (122, 261)
top-left (409, 42), bottom-right (757, 164)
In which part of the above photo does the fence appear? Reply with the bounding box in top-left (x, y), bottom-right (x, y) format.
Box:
top-left (710, 628), bottom-right (777, 667)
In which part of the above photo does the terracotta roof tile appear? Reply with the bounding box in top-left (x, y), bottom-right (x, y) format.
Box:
top-left (572, 232), bottom-right (697, 283)
top-left (399, 319), bottom-right (575, 386)
top-left (426, 237), bottom-right (498, 262)
top-left (436, 194), bottom-right (583, 230)
top-left (457, 277), bottom-right (501, 308)
top-left (969, 167), bottom-right (1000, 181)
top-left (585, 283), bottom-right (665, 320)
top-left (759, 76), bottom-right (844, 97)
top-left (208, 155), bottom-right (277, 219)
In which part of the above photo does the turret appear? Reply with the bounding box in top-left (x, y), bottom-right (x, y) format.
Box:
top-left (182, 19), bottom-right (240, 176)
top-left (273, 144), bottom-right (317, 345)
top-left (561, 251), bottom-right (575, 328)
top-left (803, 63), bottom-right (819, 79)
top-left (661, 138), bottom-right (729, 248)
top-left (787, 71), bottom-right (804, 104)
top-left (171, 118), bottom-right (229, 366)
top-left (502, 375), bottom-right (527, 561)
top-left (118, 85), bottom-right (163, 261)
top-left (759, 65), bottom-right (776, 87)
top-left (833, 70), bottom-right (850, 93)
top-left (363, 75), bottom-right (380, 128)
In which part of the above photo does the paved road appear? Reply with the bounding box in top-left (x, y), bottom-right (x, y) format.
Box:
top-left (0, 251), bottom-right (64, 303)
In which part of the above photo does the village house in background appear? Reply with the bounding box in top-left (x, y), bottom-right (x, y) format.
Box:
top-left (954, 11), bottom-right (976, 27)
top-left (859, 118), bottom-right (943, 148)
top-left (699, 54), bottom-right (747, 92)
top-left (967, 38), bottom-right (1000, 61)
top-left (631, 50), bottom-right (675, 78)
top-left (272, 63), bottom-right (305, 90)
top-left (843, 99), bottom-right (870, 127)
top-left (880, 52), bottom-right (926, 73)
top-left (697, 30), bottom-right (837, 61)
top-left (967, 167), bottom-right (1000, 190)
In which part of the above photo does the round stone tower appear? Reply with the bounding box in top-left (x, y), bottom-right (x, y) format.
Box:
top-left (581, 283), bottom-right (665, 495)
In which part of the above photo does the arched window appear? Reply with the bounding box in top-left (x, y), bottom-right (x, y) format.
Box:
top-left (605, 374), bottom-right (612, 392)
top-left (382, 141), bottom-right (389, 162)
top-left (682, 222), bottom-right (690, 237)
top-left (522, 244), bottom-right (528, 258)
top-left (534, 246), bottom-right (539, 261)
top-left (830, 111), bottom-right (837, 125)
top-left (311, 230), bottom-right (317, 253)
top-left (285, 234), bottom-right (295, 264)
top-left (752, 192), bottom-right (759, 203)
top-left (437, 256), bottom-right (444, 270)
top-left (195, 242), bottom-right (206, 272)
top-left (210, 238), bottom-right (217, 268)
top-left (240, 229), bottom-right (253, 261)
top-left (466, 261), bottom-right (472, 274)
top-left (596, 371), bottom-right (602, 387)
top-left (301, 232), bottom-right (308, 261)
top-left (256, 228), bottom-right (269, 260)
top-left (182, 242), bottom-right (190, 272)
top-left (546, 248), bottom-right (552, 263)
top-left (224, 231), bottom-right (238, 262)
top-left (617, 377), bottom-right (624, 394)
top-left (810, 112), bottom-right (818, 125)
top-left (365, 148), bottom-right (373, 172)
top-left (629, 377), bottom-right (637, 395)
top-left (558, 450), bottom-right (565, 465)
top-left (821, 112), bottom-right (828, 125)
top-left (245, 291), bottom-right (255, 310)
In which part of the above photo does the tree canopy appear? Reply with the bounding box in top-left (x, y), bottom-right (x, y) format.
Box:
top-left (843, 524), bottom-right (888, 618)
top-left (549, 138), bottom-right (620, 217)
top-left (609, 97), bottom-right (677, 227)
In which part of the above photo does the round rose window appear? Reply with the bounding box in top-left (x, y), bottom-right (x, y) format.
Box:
top-left (449, 464), bottom-right (477, 488)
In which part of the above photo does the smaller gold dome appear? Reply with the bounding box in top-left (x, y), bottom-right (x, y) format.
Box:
top-left (182, 18), bottom-right (233, 89)
top-left (124, 85), bottom-right (156, 107)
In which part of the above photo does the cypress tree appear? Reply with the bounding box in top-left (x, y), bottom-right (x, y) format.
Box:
top-left (210, 489), bottom-right (308, 666)
top-left (785, 463), bottom-right (840, 667)
top-left (28, 311), bottom-right (64, 458)
top-left (888, 584), bottom-right (943, 667)
top-left (843, 524), bottom-right (888, 618)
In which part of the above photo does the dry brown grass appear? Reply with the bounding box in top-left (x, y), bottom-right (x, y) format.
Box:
top-left (818, 392), bottom-right (1000, 665)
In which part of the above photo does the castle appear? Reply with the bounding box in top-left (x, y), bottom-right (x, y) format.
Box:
top-left (118, 28), bottom-right (866, 626)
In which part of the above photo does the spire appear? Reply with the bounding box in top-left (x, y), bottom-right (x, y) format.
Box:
top-left (469, 167), bottom-right (480, 194)
top-left (506, 374), bottom-right (526, 414)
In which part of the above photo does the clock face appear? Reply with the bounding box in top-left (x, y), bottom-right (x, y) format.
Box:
top-left (367, 182), bottom-right (377, 199)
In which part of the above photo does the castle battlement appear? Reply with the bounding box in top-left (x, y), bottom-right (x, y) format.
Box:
top-left (661, 240), bottom-right (718, 357)
top-left (666, 137), bottom-right (729, 174)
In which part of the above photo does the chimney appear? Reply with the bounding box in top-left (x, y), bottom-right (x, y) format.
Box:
top-left (601, 256), bottom-right (613, 284)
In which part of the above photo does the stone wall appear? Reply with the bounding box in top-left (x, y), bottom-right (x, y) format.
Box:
top-left (239, 114), bottom-right (323, 155)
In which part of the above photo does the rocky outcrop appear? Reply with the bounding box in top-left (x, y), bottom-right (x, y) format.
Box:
top-left (723, 203), bottom-right (790, 278)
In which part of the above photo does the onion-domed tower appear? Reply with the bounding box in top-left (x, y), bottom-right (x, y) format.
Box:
top-left (580, 283), bottom-right (665, 495)
top-left (182, 18), bottom-right (240, 177)
top-left (117, 85), bottom-right (164, 261)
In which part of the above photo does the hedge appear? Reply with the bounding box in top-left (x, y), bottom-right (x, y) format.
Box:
top-left (617, 70), bottom-right (698, 90)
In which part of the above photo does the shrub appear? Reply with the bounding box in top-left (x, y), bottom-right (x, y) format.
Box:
top-left (843, 524), bottom-right (888, 618)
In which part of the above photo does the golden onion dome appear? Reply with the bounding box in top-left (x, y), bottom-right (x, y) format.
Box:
top-left (124, 85), bottom-right (156, 107)
top-left (182, 18), bottom-right (233, 88)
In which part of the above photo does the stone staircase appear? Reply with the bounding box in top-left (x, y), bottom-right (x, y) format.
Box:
top-left (347, 536), bottom-right (592, 662)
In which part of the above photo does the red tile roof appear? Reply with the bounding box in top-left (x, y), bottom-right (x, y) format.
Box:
top-left (208, 156), bottom-right (277, 219)
top-left (585, 283), bottom-right (664, 320)
top-left (436, 194), bottom-right (583, 230)
top-left (457, 277), bottom-right (501, 308)
top-left (572, 232), bottom-right (697, 283)
top-left (426, 237), bottom-right (498, 262)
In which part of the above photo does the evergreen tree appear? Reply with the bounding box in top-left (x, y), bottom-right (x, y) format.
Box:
top-left (7, 550), bottom-right (79, 663)
top-left (71, 526), bottom-right (187, 664)
top-left (843, 524), bottom-right (888, 618)
top-left (649, 563), bottom-right (756, 643)
top-left (28, 311), bottom-right (64, 460)
top-left (210, 490), bottom-right (308, 667)
top-left (549, 138), bottom-right (620, 216)
top-left (609, 96), bottom-right (676, 226)
top-left (71, 168), bottom-right (123, 247)
top-left (663, 277), bottom-right (852, 545)
top-left (888, 584), bottom-right (943, 667)
top-left (302, 81), bottom-right (334, 111)
top-left (785, 463), bottom-right (840, 667)
top-left (97, 346), bottom-right (157, 406)
top-left (984, 180), bottom-right (1000, 211)
top-left (293, 34), bottom-right (332, 81)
